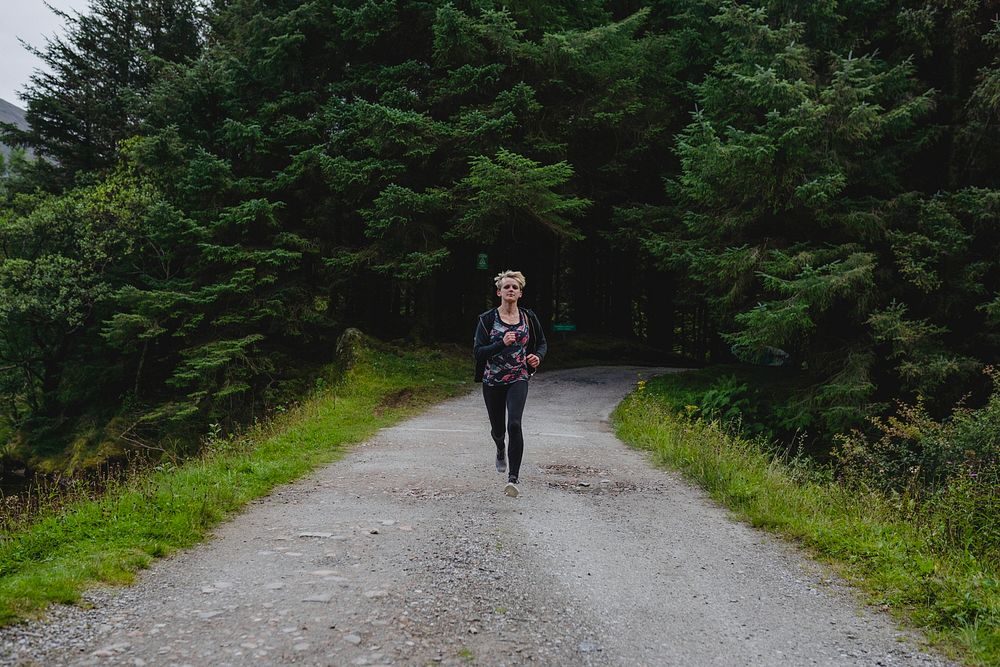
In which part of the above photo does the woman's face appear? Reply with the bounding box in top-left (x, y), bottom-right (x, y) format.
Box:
top-left (497, 278), bottom-right (522, 303)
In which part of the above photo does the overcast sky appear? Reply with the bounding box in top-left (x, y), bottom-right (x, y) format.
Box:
top-left (0, 0), bottom-right (92, 106)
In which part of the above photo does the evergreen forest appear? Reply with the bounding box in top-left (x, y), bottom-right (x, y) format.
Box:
top-left (2, 0), bottom-right (999, 479)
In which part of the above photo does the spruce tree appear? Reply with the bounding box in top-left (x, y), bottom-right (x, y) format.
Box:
top-left (658, 3), bottom-right (937, 431)
top-left (0, 0), bottom-right (200, 183)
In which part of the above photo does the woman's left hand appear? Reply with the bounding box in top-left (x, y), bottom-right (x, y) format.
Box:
top-left (526, 354), bottom-right (540, 368)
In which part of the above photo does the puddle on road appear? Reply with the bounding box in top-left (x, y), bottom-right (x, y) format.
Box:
top-left (393, 487), bottom-right (459, 500)
top-left (538, 463), bottom-right (639, 496)
top-left (539, 463), bottom-right (608, 476)
top-left (545, 479), bottom-right (639, 495)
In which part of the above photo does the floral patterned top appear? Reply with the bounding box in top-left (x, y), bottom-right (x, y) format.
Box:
top-left (482, 309), bottom-right (530, 386)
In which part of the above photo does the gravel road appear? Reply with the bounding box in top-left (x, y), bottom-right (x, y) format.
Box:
top-left (1, 367), bottom-right (957, 667)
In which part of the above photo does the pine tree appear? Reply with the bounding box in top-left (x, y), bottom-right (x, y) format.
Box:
top-left (659, 3), bottom-right (937, 431)
top-left (0, 0), bottom-right (200, 183)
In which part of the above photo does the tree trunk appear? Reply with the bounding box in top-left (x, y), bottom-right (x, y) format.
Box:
top-left (609, 248), bottom-right (634, 337)
top-left (643, 270), bottom-right (675, 352)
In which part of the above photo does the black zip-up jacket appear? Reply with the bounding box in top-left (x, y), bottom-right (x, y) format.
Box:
top-left (473, 307), bottom-right (548, 382)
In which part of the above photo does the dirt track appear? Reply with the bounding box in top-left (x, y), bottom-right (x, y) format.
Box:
top-left (0, 367), bottom-right (956, 666)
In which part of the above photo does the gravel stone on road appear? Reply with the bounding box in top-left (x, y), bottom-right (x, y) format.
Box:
top-left (0, 367), bottom-right (957, 666)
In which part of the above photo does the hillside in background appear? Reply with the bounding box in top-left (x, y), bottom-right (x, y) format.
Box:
top-left (0, 99), bottom-right (28, 160)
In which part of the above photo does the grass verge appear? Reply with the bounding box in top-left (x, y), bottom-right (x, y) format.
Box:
top-left (0, 341), bottom-right (470, 626)
top-left (612, 388), bottom-right (1000, 667)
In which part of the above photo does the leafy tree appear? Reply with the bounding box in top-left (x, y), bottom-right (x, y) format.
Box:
top-left (0, 164), bottom-right (162, 435)
top-left (0, 148), bottom-right (33, 201)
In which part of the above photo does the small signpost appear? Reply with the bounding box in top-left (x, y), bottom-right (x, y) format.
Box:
top-left (476, 253), bottom-right (489, 270)
top-left (552, 322), bottom-right (576, 341)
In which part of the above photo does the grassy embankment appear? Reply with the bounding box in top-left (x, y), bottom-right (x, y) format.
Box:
top-left (0, 340), bottom-right (470, 626)
top-left (613, 372), bottom-right (999, 667)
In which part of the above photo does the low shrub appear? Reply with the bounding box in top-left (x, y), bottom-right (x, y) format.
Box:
top-left (833, 368), bottom-right (1000, 565)
top-left (645, 365), bottom-right (815, 451)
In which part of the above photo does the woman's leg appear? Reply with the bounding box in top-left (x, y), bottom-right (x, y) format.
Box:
top-left (504, 380), bottom-right (529, 480)
top-left (482, 383), bottom-right (508, 457)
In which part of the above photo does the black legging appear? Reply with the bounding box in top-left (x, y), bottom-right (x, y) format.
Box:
top-left (482, 380), bottom-right (529, 480)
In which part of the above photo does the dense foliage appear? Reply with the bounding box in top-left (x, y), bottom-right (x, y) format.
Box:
top-left (1, 0), bottom-right (998, 466)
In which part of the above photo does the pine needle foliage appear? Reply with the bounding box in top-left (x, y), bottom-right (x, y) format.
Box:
top-left (0, 0), bottom-right (998, 470)
top-left (641, 1), bottom-right (1000, 437)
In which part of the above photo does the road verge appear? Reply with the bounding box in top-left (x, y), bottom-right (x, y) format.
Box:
top-left (0, 339), bottom-right (469, 626)
top-left (612, 389), bottom-right (998, 667)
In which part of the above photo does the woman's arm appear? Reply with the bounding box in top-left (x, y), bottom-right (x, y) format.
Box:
top-left (473, 315), bottom-right (505, 363)
top-left (529, 310), bottom-right (548, 361)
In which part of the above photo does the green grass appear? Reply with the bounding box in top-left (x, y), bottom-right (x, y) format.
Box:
top-left (613, 389), bottom-right (1000, 667)
top-left (0, 342), bottom-right (470, 626)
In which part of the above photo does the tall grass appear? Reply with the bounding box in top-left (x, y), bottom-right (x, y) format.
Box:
top-left (0, 461), bottom-right (136, 535)
top-left (613, 390), bottom-right (1000, 667)
top-left (0, 342), bottom-right (469, 626)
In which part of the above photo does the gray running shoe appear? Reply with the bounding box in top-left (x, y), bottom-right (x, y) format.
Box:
top-left (495, 452), bottom-right (507, 473)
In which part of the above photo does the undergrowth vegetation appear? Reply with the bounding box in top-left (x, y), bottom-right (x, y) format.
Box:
top-left (637, 365), bottom-right (816, 451)
top-left (0, 340), bottom-right (469, 626)
top-left (614, 369), bottom-right (1000, 666)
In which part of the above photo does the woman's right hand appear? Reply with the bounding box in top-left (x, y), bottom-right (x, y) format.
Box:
top-left (503, 331), bottom-right (517, 346)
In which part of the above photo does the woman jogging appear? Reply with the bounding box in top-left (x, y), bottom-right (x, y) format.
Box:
top-left (473, 270), bottom-right (547, 497)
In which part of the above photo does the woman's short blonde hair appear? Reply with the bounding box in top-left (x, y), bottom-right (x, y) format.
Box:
top-left (494, 269), bottom-right (526, 290)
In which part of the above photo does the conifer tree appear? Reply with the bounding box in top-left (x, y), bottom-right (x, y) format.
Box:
top-left (657, 3), bottom-right (937, 431)
top-left (4, 0), bottom-right (999, 462)
top-left (1, 0), bottom-right (200, 183)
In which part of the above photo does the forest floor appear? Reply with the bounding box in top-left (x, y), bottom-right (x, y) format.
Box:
top-left (0, 367), bottom-right (957, 666)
